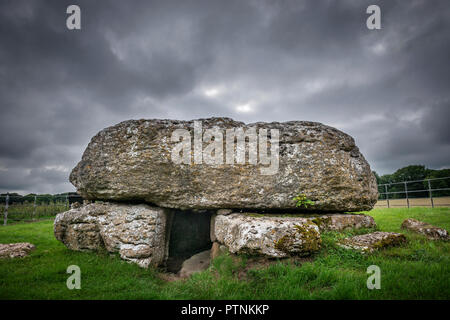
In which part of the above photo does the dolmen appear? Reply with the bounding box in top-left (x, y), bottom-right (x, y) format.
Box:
top-left (55, 117), bottom-right (380, 269)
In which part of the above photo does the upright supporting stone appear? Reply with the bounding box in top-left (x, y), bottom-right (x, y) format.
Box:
top-left (54, 202), bottom-right (172, 268)
top-left (214, 214), bottom-right (321, 258)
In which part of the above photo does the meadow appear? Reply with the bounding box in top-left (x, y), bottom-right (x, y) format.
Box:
top-left (0, 207), bottom-right (449, 299)
top-left (0, 202), bottom-right (68, 223)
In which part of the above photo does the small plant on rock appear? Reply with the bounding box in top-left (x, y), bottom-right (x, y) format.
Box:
top-left (293, 193), bottom-right (315, 208)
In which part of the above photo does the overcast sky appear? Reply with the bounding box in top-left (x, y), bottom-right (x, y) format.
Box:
top-left (0, 0), bottom-right (449, 195)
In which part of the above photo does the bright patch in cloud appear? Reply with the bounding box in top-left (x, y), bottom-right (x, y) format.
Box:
top-left (371, 42), bottom-right (387, 55)
top-left (203, 87), bottom-right (221, 97)
top-left (304, 79), bottom-right (330, 94)
top-left (43, 165), bottom-right (69, 172)
top-left (235, 102), bottom-right (254, 113)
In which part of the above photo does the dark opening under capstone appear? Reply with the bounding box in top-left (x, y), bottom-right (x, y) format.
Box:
top-left (165, 209), bottom-right (213, 273)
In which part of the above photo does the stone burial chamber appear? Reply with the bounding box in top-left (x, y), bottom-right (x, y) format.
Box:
top-left (54, 202), bottom-right (213, 271)
top-left (54, 117), bottom-right (379, 272)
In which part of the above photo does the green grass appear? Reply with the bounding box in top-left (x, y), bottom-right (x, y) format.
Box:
top-left (0, 207), bottom-right (449, 299)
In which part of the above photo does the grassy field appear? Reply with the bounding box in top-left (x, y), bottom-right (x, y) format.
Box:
top-left (375, 197), bottom-right (450, 208)
top-left (0, 207), bottom-right (449, 299)
top-left (0, 202), bottom-right (68, 223)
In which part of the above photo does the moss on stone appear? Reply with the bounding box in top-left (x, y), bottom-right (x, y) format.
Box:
top-left (294, 223), bottom-right (321, 252)
top-left (274, 235), bottom-right (291, 252)
top-left (274, 223), bottom-right (321, 254)
top-left (310, 216), bottom-right (332, 230)
top-left (372, 234), bottom-right (407, 250)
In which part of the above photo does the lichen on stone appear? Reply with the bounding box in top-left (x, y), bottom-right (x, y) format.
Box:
top-left (338, 231), bottom-right (407, 253)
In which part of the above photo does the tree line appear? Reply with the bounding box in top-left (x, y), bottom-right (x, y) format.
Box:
top-left (0, 192), bottom-right (82, 205)
top-left (373, 165), bottom-right (450, 199)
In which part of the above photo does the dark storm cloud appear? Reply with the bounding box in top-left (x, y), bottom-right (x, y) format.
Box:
top-left (0, 0), bottom-right (449, 194)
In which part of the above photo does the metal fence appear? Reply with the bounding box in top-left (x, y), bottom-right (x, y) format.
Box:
top-left (377, 176), bottom-right (450, 208)
top-left (1, 194), bottom-right (83, 225)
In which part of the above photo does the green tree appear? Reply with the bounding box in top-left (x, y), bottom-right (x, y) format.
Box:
top-left (377, 165), bottom-right (432, 199)
top-left (425, 169), bottom-right (450, 197)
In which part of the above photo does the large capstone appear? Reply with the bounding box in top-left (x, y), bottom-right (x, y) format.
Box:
top-left (69, 118), bottom-right (377, 212)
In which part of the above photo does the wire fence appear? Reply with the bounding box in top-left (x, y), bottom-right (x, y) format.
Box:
top-left (0, 194), bottom-right (83, 225)
top-left (376, 176), bottom-right (450, 208)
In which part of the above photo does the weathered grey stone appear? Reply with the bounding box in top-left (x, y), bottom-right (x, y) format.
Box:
top-left (210, 241), bottom-right (229, 260)
top-left (0, 243), bottom-right (35, 259)
top-left (210, 242), bottom-right (220, 260)
top-left (217, 209), bottom-right (233, 215)
top-left (70, 202), bottom-right (81, 209)
top-left (54, 202), bottom-right (171, 268)
top-left (401, 219), bottom-right (449, 240)
top-left (339, 231), bottom-right (407, 252)
top-left (179, 250), bottom-right (211, 278)
top-left (213, 214), bottom-right (321, 258)
top-left (309, 214), bottom-right (376, 231)
top-left (214, 212), bottom-right (375, 232)
top-left (210, 213), bottom-right (217, 242)
top-left (70, 118), bottom-right (378, 212)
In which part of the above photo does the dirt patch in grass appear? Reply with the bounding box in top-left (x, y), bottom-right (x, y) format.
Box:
top-left (158, 271), bottom-right (183, 282)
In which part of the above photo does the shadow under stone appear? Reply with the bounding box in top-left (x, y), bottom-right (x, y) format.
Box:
top-left (165, 210), bottom-right (213, 273)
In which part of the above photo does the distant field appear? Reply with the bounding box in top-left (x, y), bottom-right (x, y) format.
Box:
top-left (0, 202), bottom-right (67, 224)
top-left (375, 197), bottom-right (450, 208)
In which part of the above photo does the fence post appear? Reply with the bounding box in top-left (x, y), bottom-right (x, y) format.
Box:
top-left (385, 185), bottom-right (390, 208)
top-left (404, 182), bottom-right (410, 208)
top-left (4, 193), bottom-right (9, 226)
top-left (33, 195), bottom-right (37, 220)
top-left (66, 194), bottom-right (69, 210)
top-left (427, 180), bottom-right (434, 208)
